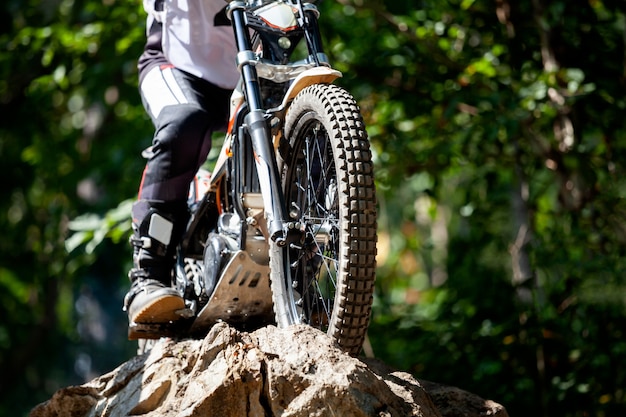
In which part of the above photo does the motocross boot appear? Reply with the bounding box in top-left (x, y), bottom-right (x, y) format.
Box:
top-left (123, 201), bottom-right (188, 336)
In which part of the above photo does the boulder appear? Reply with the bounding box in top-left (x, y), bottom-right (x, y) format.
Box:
top-left (31, 323), bottom-right (508, 417)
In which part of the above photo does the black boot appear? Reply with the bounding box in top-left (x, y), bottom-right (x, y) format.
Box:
top-left (123, 201), bottom-right (188, 336)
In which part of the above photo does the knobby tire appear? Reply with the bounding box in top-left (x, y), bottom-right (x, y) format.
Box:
top-left (270, 84), bottom-right (377, 356)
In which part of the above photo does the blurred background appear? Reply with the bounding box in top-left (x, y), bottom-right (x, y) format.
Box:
top-left (2, 0), bottom-right (626, 416)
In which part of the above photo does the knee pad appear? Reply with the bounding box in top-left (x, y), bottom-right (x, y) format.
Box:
top-left (153, 104), bottom-right (210, 151)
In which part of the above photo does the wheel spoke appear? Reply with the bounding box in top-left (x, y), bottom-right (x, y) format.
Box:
top-left (285, 121), bottom-right (341, 330)
top-left (271, 84), bottom-right (376, 355)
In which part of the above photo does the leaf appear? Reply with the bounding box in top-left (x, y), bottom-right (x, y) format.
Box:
top-left (68, 213), bottom-right (103, 232)
top-left (65, 230), bottom-right (93, 253)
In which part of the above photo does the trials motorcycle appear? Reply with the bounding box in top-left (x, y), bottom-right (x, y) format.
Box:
top-left (133, 0), bottom-right (377, 356)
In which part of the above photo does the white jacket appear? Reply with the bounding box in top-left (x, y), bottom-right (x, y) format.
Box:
top-left (143, 0), bottom-right (239, 89)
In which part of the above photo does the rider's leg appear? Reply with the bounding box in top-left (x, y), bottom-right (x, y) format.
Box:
top-left (125, 63), bottom-right (231, 332)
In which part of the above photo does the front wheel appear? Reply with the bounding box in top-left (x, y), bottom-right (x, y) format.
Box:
top-left (269, 84), bottom-right (377, 355)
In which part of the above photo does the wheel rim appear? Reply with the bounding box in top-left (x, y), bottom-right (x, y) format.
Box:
top-left (284, 118), bottom-right (340, 331)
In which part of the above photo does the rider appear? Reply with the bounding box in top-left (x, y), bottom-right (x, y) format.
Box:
top-left (123, 0), bottom-right (238, 338)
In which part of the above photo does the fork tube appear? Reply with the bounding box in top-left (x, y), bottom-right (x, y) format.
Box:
top-left (303, 8), bottom-right (324, 58)
top-left (228, 2), bottom-right (287, 243)
top-left (229, 5), bottom-right (263, 111)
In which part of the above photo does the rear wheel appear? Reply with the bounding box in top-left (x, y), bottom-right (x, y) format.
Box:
top-left (270, 84), bottom-right (377, 355)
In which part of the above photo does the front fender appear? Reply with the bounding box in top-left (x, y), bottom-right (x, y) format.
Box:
top-left (278, 66), bottom-right (342, 112)
top-left (271, 66), bottom-right (342, 161)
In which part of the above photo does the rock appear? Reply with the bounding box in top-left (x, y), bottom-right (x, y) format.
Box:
top-left (421, 381), bottom-right (509, 417)
top-left (30, 324), bottom-right (508, 417)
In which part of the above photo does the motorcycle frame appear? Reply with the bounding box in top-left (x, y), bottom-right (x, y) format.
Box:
top-left (171, 0), bottom-right (343, 331)
top-left (204, 0), bottom-right (341, 249)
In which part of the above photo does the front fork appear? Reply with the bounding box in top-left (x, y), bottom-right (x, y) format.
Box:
top-left (228, 2), bottom-right (288, 244)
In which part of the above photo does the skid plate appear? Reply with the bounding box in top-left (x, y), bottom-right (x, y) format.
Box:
top-left (190, 250), bottom-right (274, 333)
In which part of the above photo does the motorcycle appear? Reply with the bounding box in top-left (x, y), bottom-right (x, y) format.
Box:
top-left (132, 0), bottom-right (377, 356)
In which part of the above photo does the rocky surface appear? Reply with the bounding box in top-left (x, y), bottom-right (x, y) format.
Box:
top-left (31, 323), bottom-right (508, 417)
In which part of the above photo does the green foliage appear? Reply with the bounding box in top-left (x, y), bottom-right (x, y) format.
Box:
top-left (66, 199), bottom-right (133, 254)
top-left (0, 0), bottom-right (148, 414)
top-left (320, 0), bottom-right (626, 415)
top-left (2, 0), bottom-right (626, 416)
